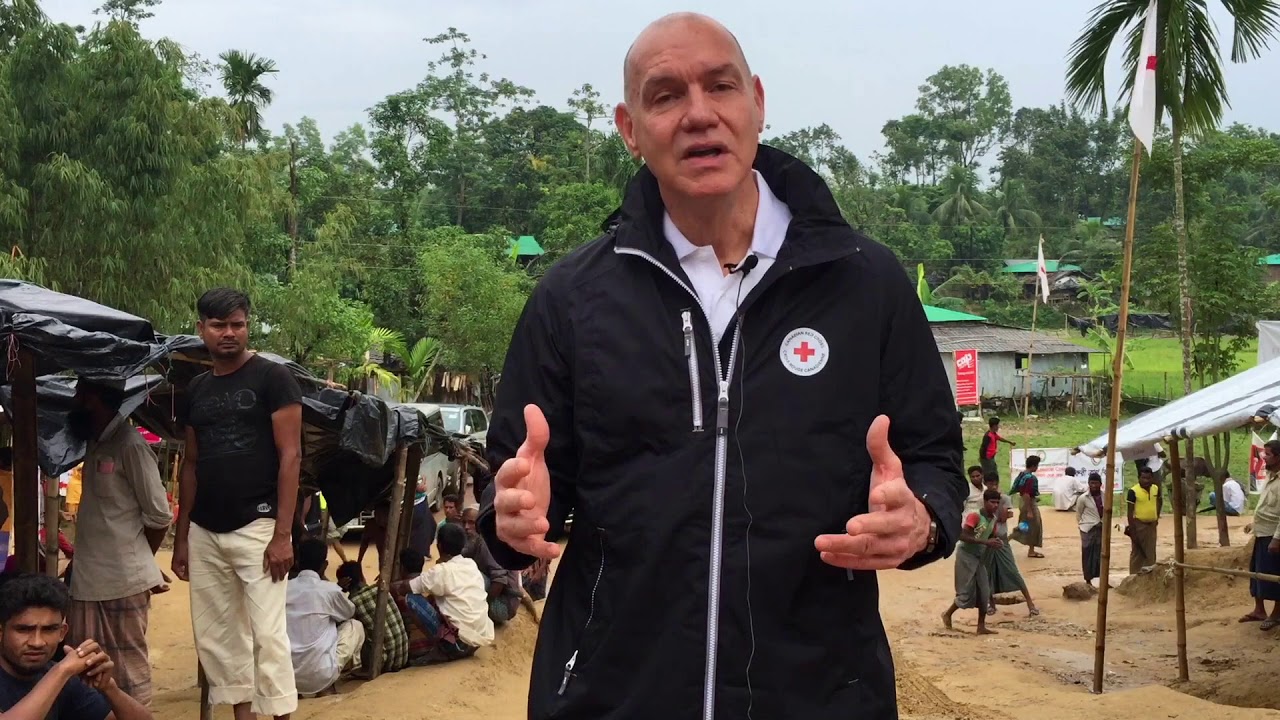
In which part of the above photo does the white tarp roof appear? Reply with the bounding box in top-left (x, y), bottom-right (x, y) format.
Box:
top-left (1261, 321), bottom-right (1280, 364)
top-left (1078, 356), bottom-right (1280, 459)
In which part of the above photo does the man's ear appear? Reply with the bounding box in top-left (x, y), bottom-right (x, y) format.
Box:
top-left (57, 623), bottom-right (68, 642)
top-left (614, 103), bottom-right (642, 161)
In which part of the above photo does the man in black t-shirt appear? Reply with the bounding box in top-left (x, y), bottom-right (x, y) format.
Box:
top-left (0, 575), bottom-right (152, 720)
top-left (172, 288), bottom-right (303, 720)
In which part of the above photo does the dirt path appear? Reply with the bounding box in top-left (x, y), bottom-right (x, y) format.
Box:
top-left (145, 510), bottom-right (1280, 719)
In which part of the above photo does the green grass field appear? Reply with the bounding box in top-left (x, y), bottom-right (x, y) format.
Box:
top-left (1083, 333), bottom-right (1260, 401)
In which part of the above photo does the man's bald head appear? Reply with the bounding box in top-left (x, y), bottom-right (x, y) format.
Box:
top-left (622, 13), bottom-right (751, 105)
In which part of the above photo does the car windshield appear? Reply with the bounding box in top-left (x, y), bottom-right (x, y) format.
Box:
top-left (440, 408), bottom-right (463, 433)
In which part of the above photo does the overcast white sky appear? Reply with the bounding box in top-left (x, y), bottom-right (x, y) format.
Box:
top-left (44, 0), bottom-right (1280, 161)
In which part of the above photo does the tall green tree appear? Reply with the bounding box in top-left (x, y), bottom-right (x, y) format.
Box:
top-left (567, 83), bottom-right (606, 182)
top-left (1066, 0), bottom-right (1280, 428)
top-left (219, 49), bottom-right (278, 148)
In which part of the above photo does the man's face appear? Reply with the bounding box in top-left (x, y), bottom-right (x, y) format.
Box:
top-left (615, 18), bottom-right (764, 200)
top-left (443, 500), bottom-right (458, 522)
top-left (196, 309), bottom-right (249, 360)
top-left (1266, 446), bottom-right (1280, 471)
top-left (1089, 479), bottom-right (1102, 495)
top-left (0, 608), bottom-right (66, 676)
top-left (1139, 471), bottom-right (1154, 488)
top-left (969, 469), bottom-right (983, 487)
top-left (983, 478), bottom-right (999, 493)
top-left (462, 510), bottom-right (478, 538)
top-left (984, 497), bottom-right (1000, 515)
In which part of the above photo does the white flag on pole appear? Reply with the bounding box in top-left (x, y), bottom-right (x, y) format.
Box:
top-left (1130, 0), bottom-right (1159, 153)
top-left (1036, 236), bottom-right (1050, 303)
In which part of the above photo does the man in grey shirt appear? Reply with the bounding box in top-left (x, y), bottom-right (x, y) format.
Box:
top-left (65, 378), bottom-right (172, 705)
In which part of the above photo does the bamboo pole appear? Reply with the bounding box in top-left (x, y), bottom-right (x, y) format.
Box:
top-left (42, 473), bottom-right (60, 578)
top-left (1022, 271), bottom-right (1042, 419)
top-left (11, 348), bottom-right (39, 574)
top-left (1092, 139), bottom-right (1144, 695)
top-left (1172, 561), bottom-right (1280, 585)
top-left (1168, 437), bottom-right (1188, 682)
top-left (368, 445), bottom-right (410, 680)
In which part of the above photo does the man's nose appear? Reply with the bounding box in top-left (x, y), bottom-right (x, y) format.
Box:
top-left (681, 87), bottom-right (717, 129)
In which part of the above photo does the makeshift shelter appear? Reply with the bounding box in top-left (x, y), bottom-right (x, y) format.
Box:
top-left (1076, 356), bottom-right (1280, 460)
top-left (1074, 357), bottom-right (1280, 689)
top-left (1261, 321), bottom-right (1280, 364)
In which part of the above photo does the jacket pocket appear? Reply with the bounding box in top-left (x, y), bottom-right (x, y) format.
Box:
top-left (682, 309), bottom-right (704, 432)
top-left (554, 530), bottom-right (611, 702)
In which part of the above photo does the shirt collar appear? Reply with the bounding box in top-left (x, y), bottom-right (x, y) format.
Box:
top-left (297, 570), bottom-right (321, 581)
top-left (663, 170), bottom-right (792, 261)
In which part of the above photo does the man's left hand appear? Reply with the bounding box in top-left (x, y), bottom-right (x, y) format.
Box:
top-left (815, 415), bottom-right (931, 571)
top-left (264, 535), bottom-right (294, 582)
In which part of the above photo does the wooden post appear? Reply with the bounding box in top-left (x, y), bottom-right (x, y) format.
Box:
top-left (1022, 265), bottom-right (1042, 419)
top-left (42, 473), bottom-right (60, 578)
top-left (1093, 140), bottom-right (1144, 695)
top-left (10, 348), bottom-right (39, 574)
top-left (368, 445), bottom-right (409, 680)
top-left (1168, 437), bottom-right (1189, 682)
top-left (197, 662), bottom-right (212, 720)
top-left (391, 446), bottom-right (424, 570)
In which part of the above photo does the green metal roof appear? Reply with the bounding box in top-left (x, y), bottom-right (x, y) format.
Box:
top-left (1261, 254), bottom-right (1280, 266)
top-left (1000, 260), bottom-right (1082, 274)
top-left (923, 305), bottom-right (987, 323)
top-left (508, 235), bottom-right (545, 257)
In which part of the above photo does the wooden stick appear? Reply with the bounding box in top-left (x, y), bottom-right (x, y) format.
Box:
top-left (1023, 260), bottom-right (1042, 418)
top-left (368, 445), bottom-right (409, 680)
top-left (11, 348), bottom-right (39, 574)
top-left (1172, 560), bottom-right (1280, 585)
top-left (42, 473), bottom-right (60, 578)
top-left (1093, 139), bottom-right (1144, 695)
top-left (1168, 437), bottom-right (1188, 682)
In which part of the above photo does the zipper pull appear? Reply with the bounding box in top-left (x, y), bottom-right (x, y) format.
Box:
top-left (558, 650), bottom-right (578, 695)
top-left (716, 380), bottom-right (730, 433)
top-left (681, 310), bottom-right (693, 357)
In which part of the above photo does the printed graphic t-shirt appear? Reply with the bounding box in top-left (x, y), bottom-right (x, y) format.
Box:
top-left (179, 354), bottom-right (303, 533)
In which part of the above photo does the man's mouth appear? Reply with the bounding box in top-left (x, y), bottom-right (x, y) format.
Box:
top-left (684, 143), bottom-right (727, 159)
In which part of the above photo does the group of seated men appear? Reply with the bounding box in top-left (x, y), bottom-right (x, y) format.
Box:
top-left (281, 497), bottom-right (530, 695)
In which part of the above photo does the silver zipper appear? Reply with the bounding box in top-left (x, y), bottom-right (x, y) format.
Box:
top-left (558, 533), bottom-right (606, 696)
top-left (682, 309), bottom-right (704, 432)
top-left (615, 246), bottom-right (740, 720)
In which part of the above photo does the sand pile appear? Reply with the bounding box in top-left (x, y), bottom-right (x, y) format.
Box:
top-left (1117, 543), bottom-right (1252, 607)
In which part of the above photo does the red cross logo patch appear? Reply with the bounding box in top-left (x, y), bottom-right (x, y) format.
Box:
top-left (779, 328), bottom-right (829, 376)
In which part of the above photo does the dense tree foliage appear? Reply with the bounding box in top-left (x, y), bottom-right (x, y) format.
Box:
top-left (0, 0), bottom-right (1276, 398)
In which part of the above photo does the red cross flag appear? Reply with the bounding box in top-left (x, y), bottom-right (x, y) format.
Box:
top-left (1130, 0), bottom-right (1159, 153)
top-left (1036, 236), bottom-right (1050, 303)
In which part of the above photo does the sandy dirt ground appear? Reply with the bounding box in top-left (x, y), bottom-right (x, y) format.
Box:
top-left (141, 509), bottom-right (1280, 719)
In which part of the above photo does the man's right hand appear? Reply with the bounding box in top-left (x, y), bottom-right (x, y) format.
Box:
top-left (494, 404), bottom-right (561, 560)
top-left (56, 641), bottom-right (111, 679)
top-left (171, 541), bottom-right (189, 582)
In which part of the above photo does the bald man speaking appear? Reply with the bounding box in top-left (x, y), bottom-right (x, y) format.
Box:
top-left (478, 13), bottom-right (965, 720)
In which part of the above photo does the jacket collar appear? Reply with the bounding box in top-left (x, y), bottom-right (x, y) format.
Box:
top-left (608, 144), bottom-right (860, 269)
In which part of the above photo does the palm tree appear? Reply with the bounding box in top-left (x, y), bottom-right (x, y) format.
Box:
top-left (218, 49), bottom-right (278, 148)
top-left (932, 166), bottom-right (989, 257)
top-left (992, 178), bottom-right (1042, 239)
top-left (1066, 0), bottom-right (1280, 548)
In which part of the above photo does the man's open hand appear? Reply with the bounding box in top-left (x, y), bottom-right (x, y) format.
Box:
top-left (815, 415), bottom-right (931, 571)
top-left (494, 405), bottom-right (561, 559)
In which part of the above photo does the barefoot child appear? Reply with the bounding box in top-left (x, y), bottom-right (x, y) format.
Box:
top-left (943, 489), bottom-right (1003, 636)
top-left (983, 473), bottom-right (1039, 617)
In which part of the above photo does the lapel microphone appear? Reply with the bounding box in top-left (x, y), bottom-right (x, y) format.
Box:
top-left (724, 254), bottom-right (760, 278)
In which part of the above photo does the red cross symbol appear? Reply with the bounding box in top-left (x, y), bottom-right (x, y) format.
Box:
top-left (793, 341), bottom-right (816, 363)
top-left (1145, 55), bottom-right (1157, 70)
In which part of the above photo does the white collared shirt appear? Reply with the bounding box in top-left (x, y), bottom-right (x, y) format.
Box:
top-left (408, 555), bottom-right (495, 648)
top-left (663, 170), bottom-right (793, 342)
top-left (286, 570), bottom-right (356, 695)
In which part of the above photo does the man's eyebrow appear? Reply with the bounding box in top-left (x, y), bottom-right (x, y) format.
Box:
top-left (640, 63), bottom-right (744, 96)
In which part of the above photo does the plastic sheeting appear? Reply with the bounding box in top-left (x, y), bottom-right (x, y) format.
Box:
top-left (1261, 321), bottom-right (1280, 364)
top-left (1077, 356), bottom-right (1280, 459)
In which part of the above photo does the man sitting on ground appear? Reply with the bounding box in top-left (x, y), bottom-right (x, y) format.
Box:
top-left (391, 523), bottom-right (493, 665)
top-left (1202, 474), bottom-right (1246, 516)
top-left (334, 561), bottom-right (407, 676)
top-left (285, 540), bottom-right (364, 696)
top-left (460, 507), bottom-right (524, 626)
top-left (0, 574), bottom-right (152, 719)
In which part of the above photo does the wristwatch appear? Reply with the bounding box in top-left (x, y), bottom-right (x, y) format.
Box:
top-left (919, 493), bottom-right (939, 554)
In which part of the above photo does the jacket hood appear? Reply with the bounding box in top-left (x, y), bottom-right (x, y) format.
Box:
top-left (604, 144), bottom-right (860, 267)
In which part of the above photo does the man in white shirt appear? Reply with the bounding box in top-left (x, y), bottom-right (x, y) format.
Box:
top-left (285, 540), bottom-right (363, 696)
top-left (392, 523), bottom-right (493, 665)
top-left (1074, 473), bottom-right (1105, 585)
top-left (1206, 476), bottom-right (1246, 516)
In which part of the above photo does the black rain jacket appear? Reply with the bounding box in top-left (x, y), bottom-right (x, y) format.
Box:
top-left (479, 146), bottom-right (965, 720)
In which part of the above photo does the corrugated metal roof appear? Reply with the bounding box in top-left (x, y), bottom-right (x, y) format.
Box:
top-left (930, 322), bottom-right (1100, 354)
top-left (1001, 260), bottom-right (1082, 274)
